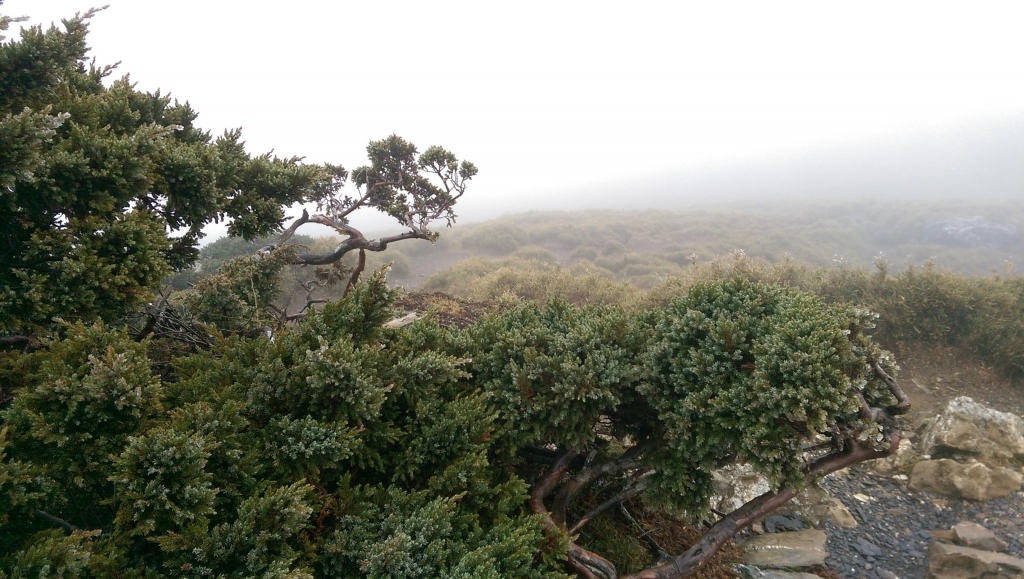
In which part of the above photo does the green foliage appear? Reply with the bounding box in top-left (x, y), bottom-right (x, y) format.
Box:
top-left (0, 274), bottom-right (567, 577)
top-left (464, 302), bottom-right (642, 452)
top-left (318, 480), bottom-right (564, 579)
top-left (165, 233), bottom-right (318, 291)
top-left (3, 529), bottom-right (105, 579)
top-left (0, 428), bottom-right (53, 530)
top-left (111, 424), bottom-right (219, 538)
top-left (644, 253), bottom-right (1024, 379)
top-left (1, 227), bottom-right (909, 578)
top-left (0, 9), bottom-right (340, 335)
top-left (2, 323), bottom-right (162, 493)
top-left (179, 247), bottom-right (296, 334)
top-left (462, 278), bottom-right (894, 521)
top-left (641, 279), bottom-right (879, 509)
top-left (153, 482), bottom-right (315, 579)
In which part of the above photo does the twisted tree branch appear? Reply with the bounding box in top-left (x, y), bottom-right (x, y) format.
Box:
top-left (553, 442), bottom-right (653, 526)
top-left (620, 434), bottom-right (901, 579)
top-left (872, 361), bottom-right (911, 415)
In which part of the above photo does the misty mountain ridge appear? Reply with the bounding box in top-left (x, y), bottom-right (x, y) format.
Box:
top-left (486, 116), bottom-right (1024, 216)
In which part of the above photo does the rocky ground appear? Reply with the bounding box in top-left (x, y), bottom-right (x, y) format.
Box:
top-left (735, 343), bottom-right (1024, 579)
top-left (819, 466), bottom-right (1024, 579)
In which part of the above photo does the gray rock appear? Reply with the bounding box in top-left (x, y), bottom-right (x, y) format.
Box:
top-left (741, 530), bottom-right (827, 568)
top-left (856, 537), bottom-right (883, 557)
top-left (927, 541), bottom-right (1024, 578)
top-left (382, 312), bottom-right (421, 329)
top-left (766, 515), bottom-right (806, 533)
top-left (920, 397), bottom-right (1024, 468)
top-left (952, 521), bottom-right (1009, 553)
top-left (712, 463), bottom-right (771, 514)
top-left (910, 459), bottom-right (1023, 502)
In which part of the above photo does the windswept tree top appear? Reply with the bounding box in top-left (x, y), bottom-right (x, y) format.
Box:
top-left (0, 5), bottom-right (474, 337)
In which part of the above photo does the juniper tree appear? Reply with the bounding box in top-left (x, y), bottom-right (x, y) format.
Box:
top-left (463, 278), bottom-right (908, 578)
top-left (0, 5), bottom-right (910, 579)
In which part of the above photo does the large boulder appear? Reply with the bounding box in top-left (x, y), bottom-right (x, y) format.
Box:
top-left (927, 541), bottom-right (1024, 579)
top-left (920, 397), bottom-right (1024, 468)
top-left (910, 459), bottom-right (1023, 501)
top-left (740, 530), bottom-right (827, 569)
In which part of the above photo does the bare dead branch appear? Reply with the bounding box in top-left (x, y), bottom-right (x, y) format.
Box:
top-left (568, 482), bottom-right (648, 536)
top-left (274, 208), bottom-right (310, 246)
top-left (570, 545), bottom-right (618, 579)
top-left (872, 361), bottom-right (911, 415)
top-left (336, 177), bottom-right (403, 220)
top-left (134, 289), bottom-right (172, 342)
top-left (530, 449), bottom-right (579, 520)
top-left (34, 510), bottom-right (80, 533)
top-left (308, 214), bottom-right (364, 239)
top-left (856, 392), bottom-right (889, 424)
top-left (291, 230), bottom-right (428, 266)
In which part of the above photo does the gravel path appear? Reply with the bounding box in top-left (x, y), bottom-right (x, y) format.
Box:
top-left (818, 465), bottom-right (1024, 579)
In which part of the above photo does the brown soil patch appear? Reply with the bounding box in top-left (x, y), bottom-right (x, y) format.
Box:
top-left (890, 342), bottom-right (1024, 420)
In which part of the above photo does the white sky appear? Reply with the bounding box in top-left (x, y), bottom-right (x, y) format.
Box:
top-left (8, 1), bottom-right (1024, 234)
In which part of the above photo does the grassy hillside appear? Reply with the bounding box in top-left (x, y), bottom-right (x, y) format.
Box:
top-left (397, 198), bottom-right (1021, 291)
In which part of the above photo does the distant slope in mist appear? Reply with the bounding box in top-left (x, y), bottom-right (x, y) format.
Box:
top-left (378, 198), bottom-right (1024, 294)
top-left (494, 116), bottom-right (1024, 215)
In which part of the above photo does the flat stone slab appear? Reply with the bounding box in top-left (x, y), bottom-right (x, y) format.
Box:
top-left (953, 522), bottom-right (1009, 553)
top-left (759, 572), bottom-right (823, 579)
top-left (734, 564), bottom-right (824, 579)
top-left (741, 529), bottom-right (827, 569)
top-left (928, 541), bottom-right (1024, 579)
